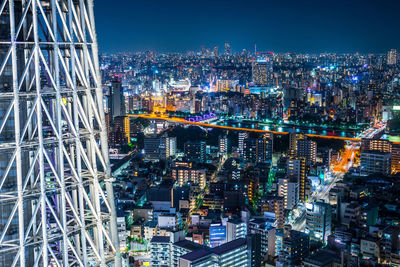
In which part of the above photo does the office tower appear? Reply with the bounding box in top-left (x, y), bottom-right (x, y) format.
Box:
top-left (184, 140), bottom-right (206, 163)
top-left (0, 0), bottom-right (120, 266)
top-left (109, 80), bottom-right (125, 120)
top-left (218, 135), bottom-right (228, 155)
top-left (288, 133), bottom-right (306, 156)
top-left (252, 58), bottom-right (273, 86)
top-left (297, 139), bottom-right (317, 166)
top-left (226, 218), bottom-right (247, 242)
top-left (287, 157), bottom-right (307, 202)
top-left (360, 151), bottom-right (392, 175)
top-left (213, 46), bottom-right (219, 57)
top-left (277, 230), bottom-right (310, 266)
top-left (224, 42), bottom-right (231, 56)
top-left (387, 49), bottom-right (398, 65)
top-left (238, 132), bottom-right (249, 157)
top-left (306, 202), bottom-right (332, 243)
top-left (278, 178), bottom-right (299, 210)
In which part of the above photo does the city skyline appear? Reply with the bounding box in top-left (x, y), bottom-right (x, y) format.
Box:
top-left (95, 0), bottom-right (400, 53)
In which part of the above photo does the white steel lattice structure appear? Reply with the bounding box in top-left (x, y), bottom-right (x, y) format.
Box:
top-left (0, 0), bottom-right (121, 266)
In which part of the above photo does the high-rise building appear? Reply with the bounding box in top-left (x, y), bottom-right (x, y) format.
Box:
top-left (306, 202), bottom-right (332, 242)
top-left (144, 135), bottom-right (177, 161)
top-left (213, 46), bottom-right (219, 57)
top-left (297, 139), bottom-right (317, 166)
top-left (361, 138), bottom-right (392, 153)
top-left (248, 218), bottom-right (276, 257)
top-left (278, 178), bottom-right (299, 210)
top-left (243, 134), bottom-right (273, 163)
top-left (361, 138), bottom-right (394, 174)
top-left (392, 143), bottom-right (400, 173)
top-left (387, 49), bottom-right (398, 65)
top-left (360, 151), bottom-right (392, 175)
top-left (260, 196), bottom-right (285, 229)
top-left (109, 80), bottom-right (125, 120)
top-left (226, 218), bottom-right (247, 242)
top-left (238, 132), bottom-right (249, 157)
top-left (259, 133), bottom-right (273, 163)
top-left (224, 42), bottom-right (232, 56)
top-left (0, 1), bottom-right (120, 265)
top-left (252, 59), bottom-right (273, 86)
top-left (276, 230), bottom-right (310, 266)
top-left (289, 133), bottom-right (306, 156)
top-left (218, 135), bottom-right (228, 155)
top-left (287, 157), bottom-right (307, 202)
top-left (184, 140), bottom-right (206, 163)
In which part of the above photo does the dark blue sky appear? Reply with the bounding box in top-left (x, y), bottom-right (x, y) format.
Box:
top-left (94, 0), bottom-right (400, 53)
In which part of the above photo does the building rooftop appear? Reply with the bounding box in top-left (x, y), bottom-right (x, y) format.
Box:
top-left (303, 249), bottom-right (338, 266)
top-left (150, 236), bottom-right (170, 243)
top-left (174, 240), bottom-right (205, 251)
top-left (212, 238), bottom-right (246, 255)
top-left (180, 248), bottom-right (212, 262)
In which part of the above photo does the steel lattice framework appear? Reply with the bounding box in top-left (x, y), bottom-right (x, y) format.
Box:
top-left (0, 0), bottom-right (121, 266)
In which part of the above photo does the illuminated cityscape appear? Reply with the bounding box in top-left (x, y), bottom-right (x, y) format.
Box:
top-left (1, 0), bottom-right (400, 267)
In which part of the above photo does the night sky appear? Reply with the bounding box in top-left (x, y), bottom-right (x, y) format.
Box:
top-left (94, 0), bottom-right (400, 53)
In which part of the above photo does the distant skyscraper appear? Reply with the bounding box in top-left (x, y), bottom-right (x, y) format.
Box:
top-left (109, 80), bottom-right (125, 119)
top-left (252, 58), bottom-right (273, 86)
top-left (214, 46), bottom-right (219, 57)
top-left (224, 42), bottom-right (232, 56)
top-left (387, 49), bottom-right (398, 65)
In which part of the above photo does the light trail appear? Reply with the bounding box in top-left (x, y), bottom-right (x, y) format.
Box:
top-left (128, 114), bottom-right (400, 143)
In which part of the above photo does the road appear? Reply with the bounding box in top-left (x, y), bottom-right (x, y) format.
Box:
top-left (291, 143), bottom-right (357, 231)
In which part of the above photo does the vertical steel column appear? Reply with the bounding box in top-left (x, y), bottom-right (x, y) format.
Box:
top-left (9, 0), bottom-right (25, 265)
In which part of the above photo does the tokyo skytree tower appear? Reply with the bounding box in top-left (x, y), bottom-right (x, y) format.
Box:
top-left (0, 0), bottom-right (120, 266)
